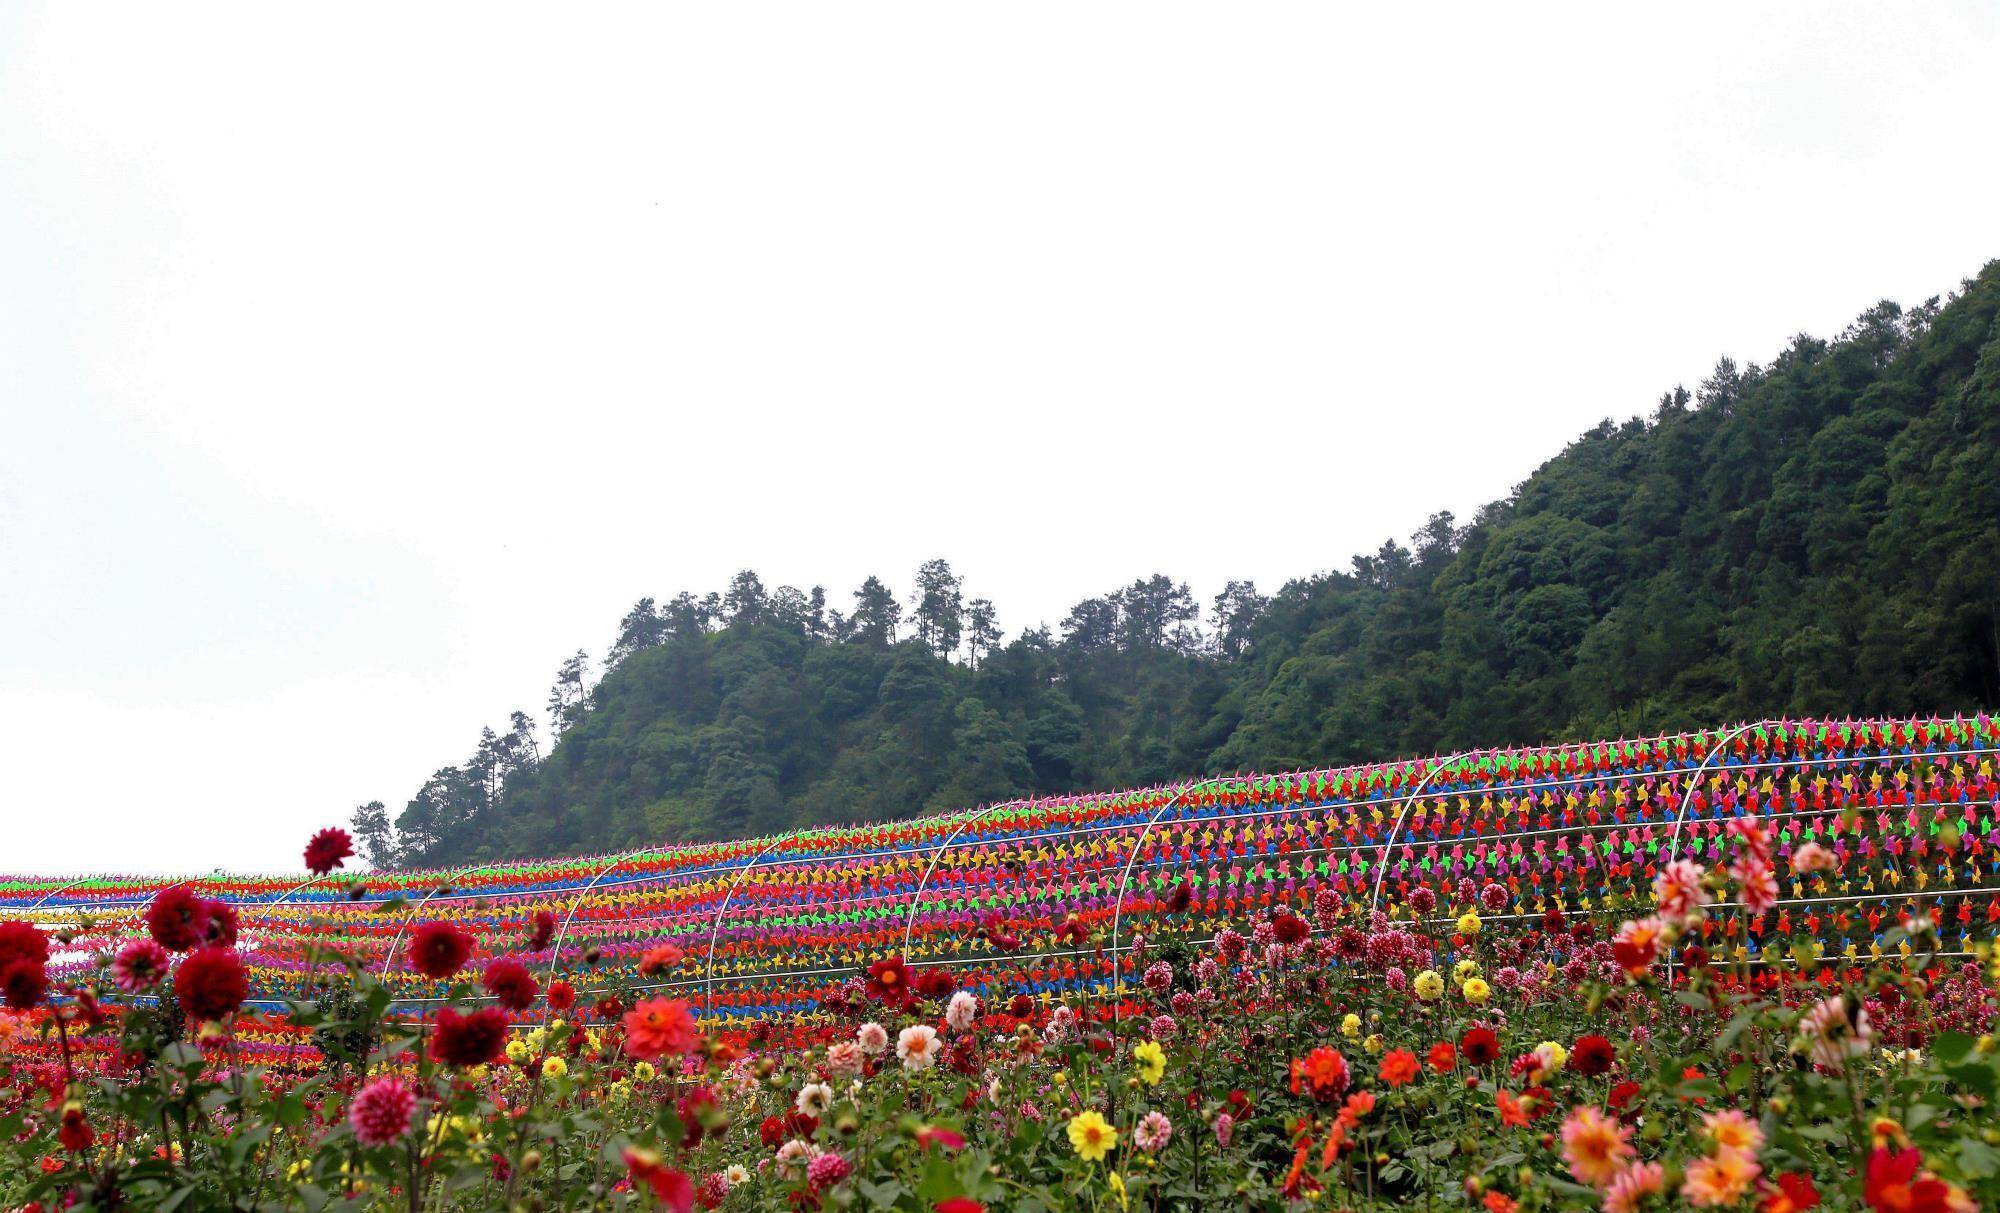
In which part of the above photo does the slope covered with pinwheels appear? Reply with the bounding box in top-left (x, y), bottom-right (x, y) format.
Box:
top-left (5, 714), bottom-right (2000, 1210)
top-left (8, 714), bottom-right (1999, 1058)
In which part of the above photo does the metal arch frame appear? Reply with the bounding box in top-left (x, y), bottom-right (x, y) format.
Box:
top-left (540, 842), bottom-right (686, 1004)
top-left (1105, 775), bottom-right (1228, 1034)
top-left (1664, 719), bottom-right (1779, 866)
top-left (25, 877), bottom-right (92, 917)
top-left (900, 799), bottom-right (1023, 957)
top-left (700, 831), bottom-right (802, 1016)
top-left (1659, 718), bottom-right (1783, 983)
top-left (1368, 748), bottom-right (1480, 917)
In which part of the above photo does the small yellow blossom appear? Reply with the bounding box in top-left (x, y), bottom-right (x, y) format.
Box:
top-left (1133, 1040), bottom-right (1166, 1086)
top-left (1068, 1110), bottom-right (1118, 1161)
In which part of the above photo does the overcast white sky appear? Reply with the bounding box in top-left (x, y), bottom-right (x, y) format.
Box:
top-left (3, 3), bottom-right (1996, 876)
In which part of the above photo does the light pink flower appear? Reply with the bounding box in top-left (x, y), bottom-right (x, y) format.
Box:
top-left (348, 1076), bottom-right (416, 1147)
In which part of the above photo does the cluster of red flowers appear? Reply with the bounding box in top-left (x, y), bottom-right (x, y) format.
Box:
top-left (143, 884), bottom-right (237, 953)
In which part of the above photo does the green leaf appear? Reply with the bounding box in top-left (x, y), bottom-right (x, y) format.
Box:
top-left (1959, 1138), bottom-right (2000, 1179)
top-left (1943, 1062), bottom-right (1998, 1099)
top-left (1933, 1031), bottom-right (1975, 1064)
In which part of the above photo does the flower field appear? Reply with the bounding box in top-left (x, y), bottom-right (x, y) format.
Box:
top-left (3, 714), bottom-right (2000, 1211)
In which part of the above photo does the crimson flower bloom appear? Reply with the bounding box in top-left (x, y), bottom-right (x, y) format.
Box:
top-left (482, 957), bottom-right (537, 1011)
top-left (205, 900), bottom-right (239, 948)
top-left (1, 958), bottom-right (46, 1012)
top-left (408, 921), bottom-right (473, 980)
top-left (1763, 1171), bottom-right (1821, 1213)
top-left (59, 1104), bottom-right (94, 1153)
top-left (1460, 1027), bottom-right (1500, 1065)
top-left (1864, 1148), bottom-right (1953, 1213)
top-left (304, 827), bottom-right (355, 875)
top-left (622, 1148), bottom-right (693, 1213)
top-left (112, 939), bottom-right (171, 994)
top-left (1272, 912), bottom-right (1309, 945)
top-left (0, 921), bottom-right (48, 970)
top-left (639, 942), bottom-right (685, 976)
top-left (935, 1200), bottom-right (986, 1213)
top-left (529, 909), bottom-right (557, 951)
top-left (429, 1006), bottom-right (510, 1067)
top-left (867, 956), bottom-right (914, 1005)
top-left (0, 921), bottom-right (49, 1011)
top-left (913, 966), bottom-right (955, 1000)
top-left (546, 980), bottom-right (575, 1012)
top-left (145, 886), bottom-right (212, 953)
top-left (175, 947), bottom-right (248, 1022)
top-left (1427, 1041), bottom-right (1457, 1072)
top-left (1569, 1034), bottom-right (1616, 1077)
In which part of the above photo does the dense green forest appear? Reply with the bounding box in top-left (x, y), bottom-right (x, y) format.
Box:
top-left (355, 261), bottom-right (2000, 868)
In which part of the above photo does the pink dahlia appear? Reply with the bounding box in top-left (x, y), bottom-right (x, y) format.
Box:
top-left (112, 939), bottom-right (172, 993)
top-left (348, 1076), bottom-right (416, 1146)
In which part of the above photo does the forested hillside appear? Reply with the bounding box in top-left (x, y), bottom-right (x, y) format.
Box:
top-left (357, 261), bottom-right (2000, 868)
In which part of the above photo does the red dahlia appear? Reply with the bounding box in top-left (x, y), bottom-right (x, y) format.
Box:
top-left (867, 956), bottom-right (914, 1006)
top-left (0, 921), bottom-right (49, 969)
top-left (2, 958), bottom-right (47, 1011)
top-left (408, 920), bottom-right (473, 980)
top-left (914, 966), bottom-right (955, 999)
top-left (176, 946), bottom-right (248, 1022)
top-left (145, 886), bottom-right (212, 953)
top-left (482, 957), bottom-right (538, 1011)
top-left (205, 900), bottom-right (239, 948)
top-left (1569, 1034), bottom-right (1616, 1077)
top-left (546, 980), bottom-right (575, 1012)
top-left (1272, 912), bottom-right (1309, 945)
top-left (429, 1006), bottom-right (510, 1067)
top-left (0, 921), bottom-right (49, 1011)
top-left (304, 827), bottom-right (356, 876)
top-left (529, 910), bottom-right (557, 951)
top-left (1460, 1027), bottom-right (1500, 1066)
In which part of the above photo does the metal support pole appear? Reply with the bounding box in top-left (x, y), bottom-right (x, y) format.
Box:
top-left (700, 831), bottom-right (800, 1018)
top-left (901, 800), bottom-right (1019, 957)
top-left (1368, 750), bottom-right (1478, 917)
top-left (1106, 777), bottom-right (1224, 1035)
top-left (1660, 719), bottom-right (1775, 984)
